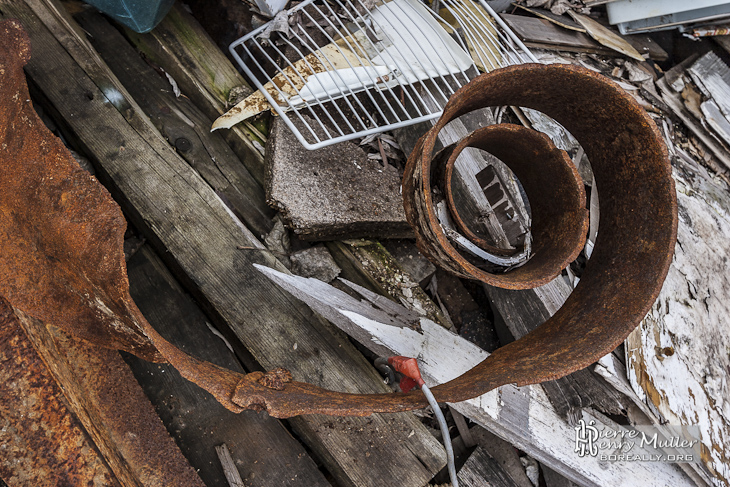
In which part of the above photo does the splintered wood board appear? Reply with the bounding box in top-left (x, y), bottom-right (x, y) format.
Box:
top-left (626, 155), bottom-right (730, 486)
top-left (0, 1), bottom-right (447, 486)
top-left (500, 13), bottom-right (616, 55)
top-left (658, 76), bottom-right (730, 172)
top-left (567, 11), bottom-right (644, 61)
top-left (457, 446), bottom-right (519, 487)
top-left (125, 245), bottom-right (330, 487)
top-left (256, 267), bottom-right (697, 487)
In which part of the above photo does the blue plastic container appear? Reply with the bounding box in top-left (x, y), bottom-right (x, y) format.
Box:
top-left (84, 0), bottom-right (175, 33)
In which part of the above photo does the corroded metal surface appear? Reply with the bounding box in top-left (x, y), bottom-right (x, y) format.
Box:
top-left (0, 19), bottom-right (160, 362)
top-left (431, 123), bottom-right (588, 287)
top-left (0, 16), bottom-right (676, 421)
top-left (42, 324), bottom-right (209, 487)
top-left (0, 296), bottom-right (119, 487)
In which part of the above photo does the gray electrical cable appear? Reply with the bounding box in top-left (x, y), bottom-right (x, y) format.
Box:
top-left (421, 383), bottom-right (458, 487)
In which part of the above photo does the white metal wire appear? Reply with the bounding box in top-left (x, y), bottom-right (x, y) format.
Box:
top-left (229, 0), bottom-right (537, 149)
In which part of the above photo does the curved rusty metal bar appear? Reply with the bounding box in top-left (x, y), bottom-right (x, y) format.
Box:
top-left (0, 22), bottom-right (675, 420)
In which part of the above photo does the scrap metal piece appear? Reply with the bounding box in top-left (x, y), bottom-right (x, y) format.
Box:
top-left (0, 17), bottom-right (675, 420)
top-left (0, 19), bottom-right (160, 362)
top-left (427, 123), bottom-right (588, 285)
top-left (0, 296), bottom-right (119, 486)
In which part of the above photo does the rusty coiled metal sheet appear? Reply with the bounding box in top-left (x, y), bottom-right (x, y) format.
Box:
top-left (0, 18), bottom-right (676, 420)
top-left (414, 122), bottom-right (589, 288)
top-left (236, 62), bottom-right (677, 415)
top-left (227, 63), bottom-right (677, 416)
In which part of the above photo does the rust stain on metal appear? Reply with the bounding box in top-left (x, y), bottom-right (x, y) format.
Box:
top-left (437, 123), bottom-right (588, 284)
top-left (41, 323), bottom-right (208, 487)
top-left (0, 17), bottom-right (676, 422)
top-left (0, 19), bottom-right (160, 362)
top-left (0, 296), bottom-right (119, 487)
top-left (258, 367), bottom-right (294, 390)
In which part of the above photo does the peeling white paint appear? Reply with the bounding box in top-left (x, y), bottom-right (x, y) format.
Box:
top-left (258, 264), bottom-right (695, 486)
top-left (627, 161), bottom-right (730, 486)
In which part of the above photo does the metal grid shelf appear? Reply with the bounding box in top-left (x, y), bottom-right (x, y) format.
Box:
top-left (230, 0), bottom-right (536, 149)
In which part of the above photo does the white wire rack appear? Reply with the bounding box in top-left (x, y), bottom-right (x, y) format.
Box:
top-left (229, 0), bottom-right (537, 149)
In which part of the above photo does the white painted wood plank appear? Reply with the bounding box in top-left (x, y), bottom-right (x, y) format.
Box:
top-left (257, 266), bottom-right (696, 487)
top-left (626, 154), bottom-right (730, 487)
top-left (688, 51), bottom-right (730, 121)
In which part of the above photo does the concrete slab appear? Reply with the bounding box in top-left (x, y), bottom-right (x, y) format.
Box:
top-left (265, 116), bottom-right (412, 240)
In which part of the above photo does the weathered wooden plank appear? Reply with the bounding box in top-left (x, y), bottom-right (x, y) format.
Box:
top-left (626, 154), bottom-right (730, 486)
top-left (125, 245), bottom-right (330, 487)
top-left (215, 444), bottom-right (246, 487)
top-left (122, 2), bottom-right (268, 184)
top-left (513, 5), bottom-right (586, 32)
top-left (715, 35), bottom-right (730, 56)
top-left (435, 270), bottom-right (499, 352)
top-left (500, 13), bottom-right (616, 56)
top-left (484, 281), bottom-right (632, 425)
top-left (567, 11), bottom-right (644, 61)
top-left (450, 407), bottom-right (476, 448)
top-left (658, 74), bottom-right (730, 172)
top-left (468, 426), bottom-right (533, 487)
top-left (75, 9), bottom-right (274, 240)
top-left (1, 2), bottom-right (446, 486)
top-left (256, 266), bottom-right (697, 487)
top-left (542, 465), bottom-right (581, 487)
top-left (624, 34), bottom-right (668, 62)
top-left (594, 352), bottom-right (664, 424)
top-left (383, 239), bottom-right (437, 287)
top-left (458, 446), bottom-right (519, 487)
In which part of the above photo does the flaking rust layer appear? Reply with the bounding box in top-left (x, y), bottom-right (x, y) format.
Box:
top-left (0, 296), bottom-right (118, 487)
top-left (0, 19), bottom-right (160, 361)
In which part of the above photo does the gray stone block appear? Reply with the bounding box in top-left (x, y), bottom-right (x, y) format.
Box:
top-left (265, 116), bottom-right (412, 240)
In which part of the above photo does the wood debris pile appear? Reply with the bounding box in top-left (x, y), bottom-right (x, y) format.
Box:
top-left (0, 0), bottom-right (728, 486)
